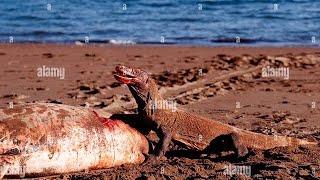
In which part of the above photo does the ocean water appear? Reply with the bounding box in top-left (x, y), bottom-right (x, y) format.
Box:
top-left (0, 0), bottom-right (319, 46)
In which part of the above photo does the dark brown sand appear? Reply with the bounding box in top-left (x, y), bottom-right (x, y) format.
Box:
top-left (0, 44), bottom-right (319, 179)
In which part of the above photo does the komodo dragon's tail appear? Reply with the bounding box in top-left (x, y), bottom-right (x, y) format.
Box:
top-left (238, 130), bottom-right (318, 150)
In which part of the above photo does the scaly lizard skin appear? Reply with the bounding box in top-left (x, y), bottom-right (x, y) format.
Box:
top-left (114, 65), bottom-right (318, 161)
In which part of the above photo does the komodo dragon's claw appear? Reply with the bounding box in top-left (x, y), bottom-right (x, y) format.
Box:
top-left (230, 133), bottom-right (249, 158)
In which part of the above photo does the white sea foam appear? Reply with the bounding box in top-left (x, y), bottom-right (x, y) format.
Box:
top-left (109, 40), bottom-right (136, 45)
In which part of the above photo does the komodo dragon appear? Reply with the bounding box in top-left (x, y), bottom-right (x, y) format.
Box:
top-left (114, 65), bottom-right (318, 161)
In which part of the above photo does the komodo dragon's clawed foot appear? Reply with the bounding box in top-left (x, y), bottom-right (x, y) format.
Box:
top-left (230, 132), bottom-right (249, 158)
top-left (204, 133), bottom-right (249, 160)
top-left (142, 154), bottom-right (160, 165)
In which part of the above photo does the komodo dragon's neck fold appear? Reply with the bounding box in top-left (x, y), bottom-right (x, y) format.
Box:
top-left (133, 79), bottom-right (163, 115)
top-left (129, 85), bottom-right (148, 113)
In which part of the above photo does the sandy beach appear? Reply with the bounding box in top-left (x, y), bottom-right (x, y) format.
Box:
top-left (0, 44), bottom-right (319, 179)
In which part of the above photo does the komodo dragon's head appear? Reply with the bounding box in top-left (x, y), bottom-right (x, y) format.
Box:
top-left (114, 65), bottom-right (149, 85)
top-left (114, 65), bottom-right (162, 113)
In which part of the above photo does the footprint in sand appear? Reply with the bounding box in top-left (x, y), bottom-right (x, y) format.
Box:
top-left (153, 67), bottom-right (209, 87)
top-left (85, 53), bottom-right (96, 57)
top-left (109, 82), bottom-right (122, 88)
top-left (42, 53), bottom-right (54, 58)
top-left (79, 85), bottom-right (91, 91)
top-left (48, 99), bottom-right (63, 104)
top-left (3, 94), bottom-right (30, 100)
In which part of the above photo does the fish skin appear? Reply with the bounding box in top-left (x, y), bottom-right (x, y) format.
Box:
top-left (0, 103), bottom-right (148, 179)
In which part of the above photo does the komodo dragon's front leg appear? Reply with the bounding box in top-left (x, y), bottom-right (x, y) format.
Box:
top-left (144, 126), bottom-right (173, 163)
top-left (230, 133), bottom-right (249, 157)
top-left (154, 127), bottom-right (173, 158)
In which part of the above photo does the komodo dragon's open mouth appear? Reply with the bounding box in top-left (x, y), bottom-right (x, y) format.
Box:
top-left (114, 65), bottom-right (138, 84)
top-left (114, 65), bottom-right (147, 85)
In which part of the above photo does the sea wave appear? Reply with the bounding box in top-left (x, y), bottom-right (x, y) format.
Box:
top-left (0, 0), bottom-right (319, 46)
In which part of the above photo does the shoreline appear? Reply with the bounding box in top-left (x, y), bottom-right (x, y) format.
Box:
top-left (0, 43), bottom-right (319, 57)
top-left (0, 42), bottom-right (319, 48)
